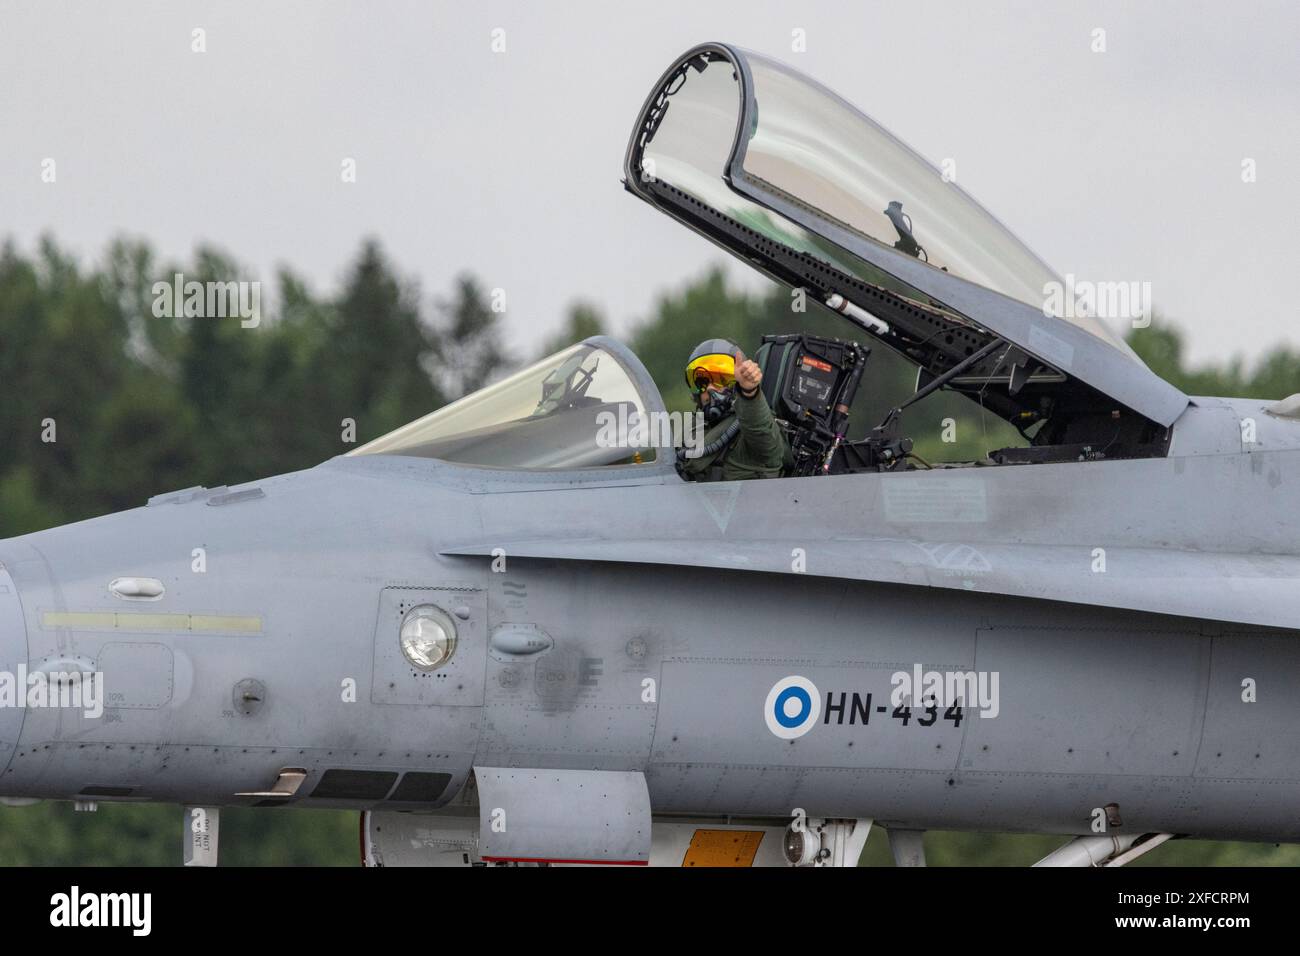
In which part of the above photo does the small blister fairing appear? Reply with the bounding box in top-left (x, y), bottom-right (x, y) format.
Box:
top-left (624, 43), bottom-right (1189, 465)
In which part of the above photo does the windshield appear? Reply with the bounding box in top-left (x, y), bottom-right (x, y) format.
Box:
top-left (350, 343), bottom-right (658, 467)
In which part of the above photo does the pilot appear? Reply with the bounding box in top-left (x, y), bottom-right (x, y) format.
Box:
top-left (677, 338), bottom-right (791, 481)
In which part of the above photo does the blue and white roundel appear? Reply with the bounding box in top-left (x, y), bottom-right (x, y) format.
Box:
top-left (765, 676), bottom-right (821, 739)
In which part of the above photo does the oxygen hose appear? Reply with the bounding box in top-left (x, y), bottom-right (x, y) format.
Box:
top-left (677, 419), bottom-right (740, 464)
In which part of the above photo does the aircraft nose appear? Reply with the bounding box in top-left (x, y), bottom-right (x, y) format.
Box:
top-left (0, 561), bottom-right (30, 779)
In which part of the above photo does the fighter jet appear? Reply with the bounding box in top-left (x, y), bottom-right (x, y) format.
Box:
top-left (2, 41), bottom-right (1297, 868)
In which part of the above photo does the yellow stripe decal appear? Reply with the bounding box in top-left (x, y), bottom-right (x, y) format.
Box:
top-left (41, 611), bottom-right (263, 634)
top-left (189, 614), bottom-right (261, 633)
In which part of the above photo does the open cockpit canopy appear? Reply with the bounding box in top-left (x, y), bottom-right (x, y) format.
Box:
top-left (624, 43), bottom-right (1187, 451)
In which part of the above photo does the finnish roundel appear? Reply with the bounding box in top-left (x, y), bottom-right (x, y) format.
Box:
top-left (765, 676), bottom-right (820, 739)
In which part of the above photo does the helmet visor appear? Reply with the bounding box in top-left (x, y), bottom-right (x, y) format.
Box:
top-left (686, 353), bottom-right (737, 392)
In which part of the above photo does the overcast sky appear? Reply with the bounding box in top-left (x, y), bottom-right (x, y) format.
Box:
top-left (2, 0), bottom-right (1297, 368)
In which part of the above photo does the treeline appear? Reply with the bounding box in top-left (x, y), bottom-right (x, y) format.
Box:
top-left (0, 238), bottom-right (512, 537)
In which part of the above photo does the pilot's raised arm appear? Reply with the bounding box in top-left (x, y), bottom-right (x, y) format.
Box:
top-left (729, 356), bottom-right (788, 478)
top-left (677, 340), bottom-right (789, 482)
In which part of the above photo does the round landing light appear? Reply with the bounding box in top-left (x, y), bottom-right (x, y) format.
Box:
top-left (399, 605), bottom-right (457, 671)
top-left (783, 826), bottom-right (822, 867)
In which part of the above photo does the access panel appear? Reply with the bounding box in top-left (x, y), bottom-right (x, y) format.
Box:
top-left (474, 766), bottom-right (651, 865)
top-left (371, 586), bottom-right (486, 706)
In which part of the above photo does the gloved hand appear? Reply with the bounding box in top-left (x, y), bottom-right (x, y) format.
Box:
top-left (734, 351), bottom-right (762, 396)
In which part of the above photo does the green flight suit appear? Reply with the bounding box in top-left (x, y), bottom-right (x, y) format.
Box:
top-left (679, 390), bottom-right (792, 481)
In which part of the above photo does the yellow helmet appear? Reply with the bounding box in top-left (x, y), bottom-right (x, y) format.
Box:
top-left (685, 338), bottom-right (740, 393)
